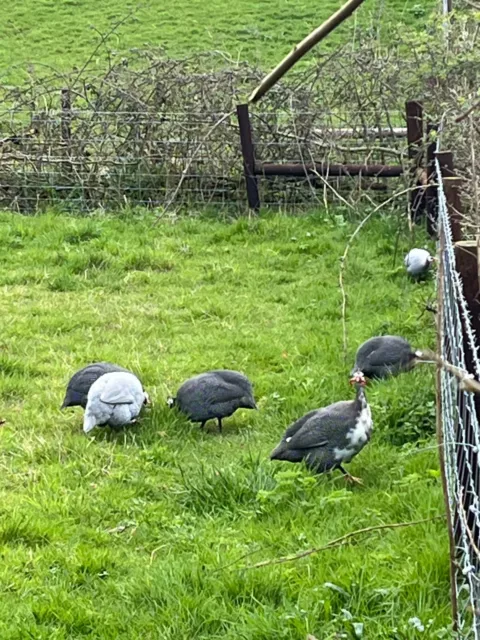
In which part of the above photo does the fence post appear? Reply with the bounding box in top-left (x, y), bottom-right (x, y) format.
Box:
top-left (236, 104), bottom-right (260, 211)
top-left (405, 100), bottom-right (424, 222)
top-left (436, 151), bottom-right (462, 242)
top-left (61, 88), bottom-right (72, 173)
top-left (436, 230), bottom-right (459, 632)
top-left (425, 123), bottom-right (438, 237)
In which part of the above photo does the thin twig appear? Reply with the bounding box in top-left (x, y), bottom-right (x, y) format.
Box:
top-left (339, 184), bottom-right (426, 361)
top-left (457, 487), bottom-right (480, 562)
top-left (416, 349), bottom-right (480, 394)
top-left (454, 99), bottom-right (480, 124)
top-left (154, 109), bottom-right (235, 221)
top-left (244, 515), bottom-right (445, 569)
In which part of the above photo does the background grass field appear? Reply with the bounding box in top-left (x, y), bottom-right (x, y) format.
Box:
top-left (0, 0), bottom-right (435, 81)
top-left (0, 210), bottom-right (449, 638)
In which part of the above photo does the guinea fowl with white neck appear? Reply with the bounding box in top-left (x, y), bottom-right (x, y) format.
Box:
top-left (270, 372), bottom-right (372, 485)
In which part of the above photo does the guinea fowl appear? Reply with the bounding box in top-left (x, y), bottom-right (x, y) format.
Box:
top-left (168, 369), bottom-right (257, 433)
top-left (83, 371), bottom-right (149, 434)
top-left (61, 362), bottom-right (130, 409)
top-left (270, 371), bottom-right (371, 485)
top-left (404, 248), bottom-right (434, 278)
top-left (351, 335), bottom-right (427, 380)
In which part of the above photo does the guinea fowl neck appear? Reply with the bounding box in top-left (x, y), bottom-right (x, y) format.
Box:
top-left (354, 383), bottom-right (368, 411)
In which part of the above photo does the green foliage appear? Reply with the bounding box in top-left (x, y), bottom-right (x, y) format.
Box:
top-left (0, 0), bottom-right (434, 81)
top-left (0, 210), bottom-right (452, 638)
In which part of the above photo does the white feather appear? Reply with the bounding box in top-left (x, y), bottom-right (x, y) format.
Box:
top-left (83, 371), bottom-right (146, 434)
top-left (404, 248), bottom-right (432, 277)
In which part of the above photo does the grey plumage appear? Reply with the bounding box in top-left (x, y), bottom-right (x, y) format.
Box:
top-left (270, 373), bottom-right (372, 480)
top-left (61, 362), bottom-right (130, 409)
top-left (170, 369), bottom-right (257, 432)
top-left (404, 248), bottom-right (434, 278)
top-left (351, 335), bottom-right (417, 379)
top-left (83, 371), bottom-right (149, 434)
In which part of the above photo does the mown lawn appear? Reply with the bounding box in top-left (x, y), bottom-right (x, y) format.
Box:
top-left (0, 0), bottom-right (434, 82)
top-left (0, 210), bottom-right (450, 639)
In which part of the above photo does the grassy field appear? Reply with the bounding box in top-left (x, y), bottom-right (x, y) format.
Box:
top-left (0, 0), bottom-right (434, 81)
top-left (0, 209), bottom-right (450, 639)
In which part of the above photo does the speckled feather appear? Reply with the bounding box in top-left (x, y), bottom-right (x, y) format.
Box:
top-left (174, 370), bottom-right (256, 424)
top-left (61, 362), bottom-right (130, 409)
top-left (351, 335), bottom-right (416, 379)
top-left (270, 386), bottom-right (372, 474)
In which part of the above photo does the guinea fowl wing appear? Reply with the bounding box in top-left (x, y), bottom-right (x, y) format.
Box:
top-left (205, 377), bottom-right (250, 405)
top-left (358, 339), bottom-right (413, 371)
top-left (286, 402), bottom-right (354, 451)
top-left (211, 370), bottom-right (252, 391)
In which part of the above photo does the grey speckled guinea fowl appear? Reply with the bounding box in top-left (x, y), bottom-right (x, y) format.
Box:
top-left (61, 362), bottom-right (131, 409)
top-left (169, 369), bottom-right (257, 433)
top-left (270, 372), bottom-right (371, 485)
top-left (351, 335), bottom-right (422, 380)
top-left (83, 371), bottom-right (150, 434)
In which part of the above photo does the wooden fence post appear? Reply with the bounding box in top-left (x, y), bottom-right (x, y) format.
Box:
top-left (405, 100), bottom-right (424, 222)
top-left (436, 151), bottom-right (462, 242)
top-left (236, 104), bottom-right (260, 211)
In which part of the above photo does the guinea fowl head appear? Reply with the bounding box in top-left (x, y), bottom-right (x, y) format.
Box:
top-left (349, 371), bottom-right (367, 387)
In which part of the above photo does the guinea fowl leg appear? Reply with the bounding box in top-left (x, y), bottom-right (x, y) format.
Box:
top-left (217, 418), bottom-right (223, 433)
top-left (338, 465), bottom-right (364, 486)
top-left (200, 421), bottom-right (206, 430)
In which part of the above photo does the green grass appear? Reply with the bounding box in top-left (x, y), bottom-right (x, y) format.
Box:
top-left (0, 0), bottom-right (434, 82)
top-left (0, 209), bottom-right (450, 639)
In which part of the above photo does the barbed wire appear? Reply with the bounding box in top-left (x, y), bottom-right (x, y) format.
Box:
top-left (437, 140), bottom-right (480, 637)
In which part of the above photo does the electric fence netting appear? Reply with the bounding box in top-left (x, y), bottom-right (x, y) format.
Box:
top-left (437, 149), bottom-right (480, 638)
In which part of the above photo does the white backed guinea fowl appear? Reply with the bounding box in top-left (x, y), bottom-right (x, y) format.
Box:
top-left (270, 372), bottom-right (371, 485)
top-left (351, 335), bottom-right (426, 380)
top-left (61, 362), bottom-right (130, 409)
top-left (168, 369), bottom-right (257, 433)
top-left (83, 371), bottom-right (150, 434)
top-left (404, 248), bottom-right (434, 279)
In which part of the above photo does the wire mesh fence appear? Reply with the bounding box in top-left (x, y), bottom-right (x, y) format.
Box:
top-left (0, 102), bottom-right (411, 213)
top-left (438, 150), bottom-right (480, 638)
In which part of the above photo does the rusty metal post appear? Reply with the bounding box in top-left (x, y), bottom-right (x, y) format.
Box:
top-left (406, 100), bottom-right (424, 222)
top-left (61, 88), bottom-right (72, 173)
top-left (257, 162), bottom-right (403, 177)
top-left (236, 104), bottom-right (260, 211)
top-left (436, 151), bottom-right (462, 242)
top-left (425, 123), bottom-right (439, 237)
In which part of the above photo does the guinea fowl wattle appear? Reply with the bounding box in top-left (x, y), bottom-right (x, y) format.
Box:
top-left (270, 371), bottom-right (372, 485)
top-left (351, 335), bottom-right (422, 380)
top-left (169, 369), bottom-right (257, 433)
top-left (61, 362), bottom-right (131, 409)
